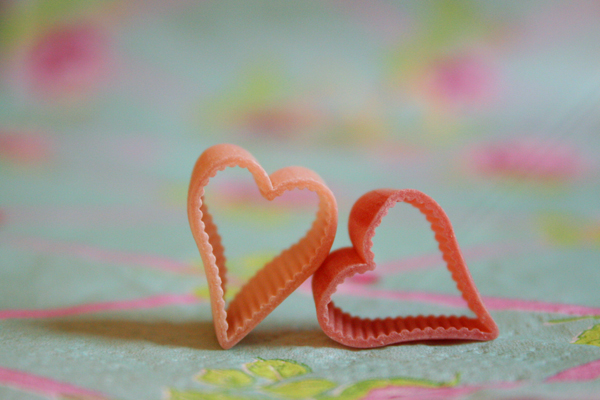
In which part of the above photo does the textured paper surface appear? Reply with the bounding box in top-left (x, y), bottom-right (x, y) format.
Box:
top-left (1, 1), bottom-right (600, 399)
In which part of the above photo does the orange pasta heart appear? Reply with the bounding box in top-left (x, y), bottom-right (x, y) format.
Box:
top-left (188, 144), bottom-right (338, 349)
top-left (312, 189), bottom-right (499, 348)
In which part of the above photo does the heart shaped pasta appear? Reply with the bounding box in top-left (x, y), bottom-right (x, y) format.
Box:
top-left (188, 144), bottom-right (338, 349)
top-left (312, 189), bottom-right (499, 348)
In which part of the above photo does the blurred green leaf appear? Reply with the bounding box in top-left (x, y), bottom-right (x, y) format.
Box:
top-left (197, 369), bottom-right (254, 388)
top-left (167, 389), bottom-right (249, 400)
top-left (263, 379), bottom-right (336, 399)
top-left (547, 315), bottom-right (599, 324)
top-left (574, 324), bottom-right (600, 347)
top-left (246, 359), bottom-right (311, 381)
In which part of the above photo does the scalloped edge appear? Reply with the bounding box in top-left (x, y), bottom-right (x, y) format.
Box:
top-left (188, 144), bottom-right (338, 349)
top-left (312, 188), bottom-right (499, 348)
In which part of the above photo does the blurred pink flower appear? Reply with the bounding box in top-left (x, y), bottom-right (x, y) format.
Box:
top-left (25, 24), bottom-right (111, 98)
top-left (423, 53), bottom-right (498, 108)
top-left (240, 105), bottom-right (322, 140)
top-left (0, 132), bottom-right (53, 165)
top-left (470, 139), bottom-right (588, 181)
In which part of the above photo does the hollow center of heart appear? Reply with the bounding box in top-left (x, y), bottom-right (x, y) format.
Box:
top-left (203, 167), bottom-right (319, 303)
top-left (334, 200), bottom-right (475, 319)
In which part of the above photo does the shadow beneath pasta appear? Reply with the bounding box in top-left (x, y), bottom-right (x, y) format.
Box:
top-left (403, 338), bottom-right (480, 347)
top-left (239, 330), bottom-right (477, 350)
top-left (40, 319), bottom-right (346, 350)
top-left (41, 319), bottom-right (222, 351)
top-left (240, 327), bottom-right (348, 350)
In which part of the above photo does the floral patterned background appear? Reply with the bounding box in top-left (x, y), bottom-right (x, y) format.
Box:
top-left (1, 1), bottom-right (600, 399)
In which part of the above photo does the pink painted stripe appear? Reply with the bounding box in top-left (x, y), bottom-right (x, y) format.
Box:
top-left (482, 296), bottom-right (600, 316)
top-left (0, 293), bottom-right (200, 320)
top-left (546, 359), bottom-right (600, 383)
top-left (365, 385), bottom-right (478, 400)
top-left (0, 366), bottom-right (111, 399)
top-left (3, 236), bottom-right (196, 274)
top-left (365, 382), bottom-right (521, 400)
top-left (336, 284), bottom-right (600, 316)
top-left (365, 363), bottom-right (600, 400)
top-left (377, 241), bottom-right (532, 275)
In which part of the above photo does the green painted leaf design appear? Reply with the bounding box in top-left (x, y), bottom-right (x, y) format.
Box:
top-left (246, 359), bottom-right (311, 381)
top-left (263, 379), bottom-right (336, 399)
top-left (197, 369), bottom-right (254, 388)
top-left (574, 324), bottom-right (600, 346)
top-left (547, 315), bottom-right (599, 324)
top-left (319, 374), bottom-right (459, 400)
top-left (167, 389), bottom-right (249, 400)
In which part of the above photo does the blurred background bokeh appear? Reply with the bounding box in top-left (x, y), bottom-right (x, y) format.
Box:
top-left (1, 0), bottom-right (598, 275)
top-left (2, 1), bottom-right (599, 148)
top-left (1, 2), bottom-right (600, 399)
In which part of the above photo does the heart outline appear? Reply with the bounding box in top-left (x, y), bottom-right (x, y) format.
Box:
top-left (188, 144), bottom-right (338, 349)
top-left (312, 188), bottom-right (499, 348)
